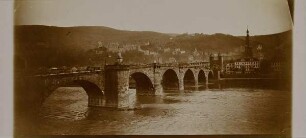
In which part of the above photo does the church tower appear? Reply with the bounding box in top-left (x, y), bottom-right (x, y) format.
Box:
top-left (245, 27), bottom-right (253, 58)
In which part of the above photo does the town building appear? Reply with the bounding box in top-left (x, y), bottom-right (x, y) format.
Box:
top-left (271, 61), bottom-right (282, 72)
top-left (210, 53), bottom-right (224, 72)
top-left (233, 58), bottom-right (260, 74)
top-left (224, 28), bottom-right (260, 74)
top-left (225, 61), bottom-right (235, 74)
top-left (168, 57), bottom-right (177, 63)
top-left (163, 48), bottom-right (170, 52)
top-left (270, 47), bottom-right (286, 73)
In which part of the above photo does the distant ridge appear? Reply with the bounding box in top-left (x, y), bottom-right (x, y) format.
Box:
top-left (14, 25), bottom-right (292, 68)
top-left (15, 25), bottom-right (171, 50)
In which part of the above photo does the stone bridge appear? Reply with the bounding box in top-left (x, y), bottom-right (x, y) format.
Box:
top-left (16, 62), bottom-right (218, 110)
top-left (128, 62), bottom-right (214, 95)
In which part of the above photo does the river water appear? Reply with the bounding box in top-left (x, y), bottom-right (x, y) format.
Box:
top-left (35, 84), bottom-right (290, 135)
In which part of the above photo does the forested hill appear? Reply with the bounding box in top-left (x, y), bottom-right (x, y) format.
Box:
top-left (14, 25), bottom-right (170, 68)
top-left (14, 25), bottom-right (292, 70)
top-left (14, 25), bottom-right (171, 50)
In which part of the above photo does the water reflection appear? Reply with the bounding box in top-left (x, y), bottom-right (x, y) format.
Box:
top-left (39, 87), bottom-right (88, 120)
top-left (35, 81), bottom-right (291, 135)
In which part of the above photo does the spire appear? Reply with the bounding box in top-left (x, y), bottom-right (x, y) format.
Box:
top-left (244, 26), bottom-right (253, 58)
top-left (246, 26), bottom-right (250, 47)
top-left (247, 25), bottom-right (249, 34)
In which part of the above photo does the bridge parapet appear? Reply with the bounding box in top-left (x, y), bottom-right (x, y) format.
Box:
top-left (123, 61), bottom-right (211, 70)
top-left (129, 64), bottom-right (153, 69)
top-left (28, 70), bottom-right (102, 78)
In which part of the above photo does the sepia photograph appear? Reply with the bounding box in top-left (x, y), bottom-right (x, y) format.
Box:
top-left (0, 0), bottom-right (301, 137)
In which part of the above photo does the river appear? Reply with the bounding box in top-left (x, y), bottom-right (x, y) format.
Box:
top-left (32, 84), bottom-right (291, 135)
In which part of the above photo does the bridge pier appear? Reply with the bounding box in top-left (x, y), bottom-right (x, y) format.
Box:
top-left (154, 83), bottom-right (163, 95)
top-left (179, 78), bottom-right (184, 91)
top-left (104, 64), bottom-right (138, 109)
top-left (205, 72), bottom-right (209, 88)
top-left (194, 77), bottom-right (199, 88)
top-left (153, 68), bottom-right (163, 95)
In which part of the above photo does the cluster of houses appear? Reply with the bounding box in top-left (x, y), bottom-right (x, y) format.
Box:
top-left (96, 41), bottom-right (161, 56)
top-left (221, 29), bottom-right (285, 75)
top-left (95, 40), bottom-right (207, 63)
top-left (223, 56), bottom-right (284, 75)
top-left (224, 58), bottom-right (260, 74)
top-left (93, 28), bottom-right (286, 75)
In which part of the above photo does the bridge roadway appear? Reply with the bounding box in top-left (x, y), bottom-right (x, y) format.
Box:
top-left (15, 62), bottom-right (216, 110)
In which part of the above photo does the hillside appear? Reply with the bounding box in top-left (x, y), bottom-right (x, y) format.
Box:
top-left (14, 25), bottom-right (171, 50)
top-left (171, 33), bottom-right (246, 52)
top-left (14, 25), bottom-right (170, 68)
top-left (14, 25), bottom-right (292, 72)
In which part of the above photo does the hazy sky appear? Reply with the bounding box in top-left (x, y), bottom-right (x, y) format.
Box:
top-left (14, 0), bottom-right (292, 35)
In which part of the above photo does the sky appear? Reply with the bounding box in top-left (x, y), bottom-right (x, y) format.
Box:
top-left (14, 0), bottom-right (293, 36)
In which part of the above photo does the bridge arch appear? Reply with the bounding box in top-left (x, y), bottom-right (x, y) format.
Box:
top-left (37, 79), bottom-right (103, 122)
top-left (73, 80), bottom-right (104, 97)
top-left (40, 77), bottom-right (104, 107)
top-left (208, 70), bottom-right (214, 80)
top-left (162, 69), bottom-right (179, 90)
top-left (198, 70), bottom-right (206, 84)
top-left (129, 72), bottom-right (154, 95)
top-left (183, 69), bottom-right (196, 87)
